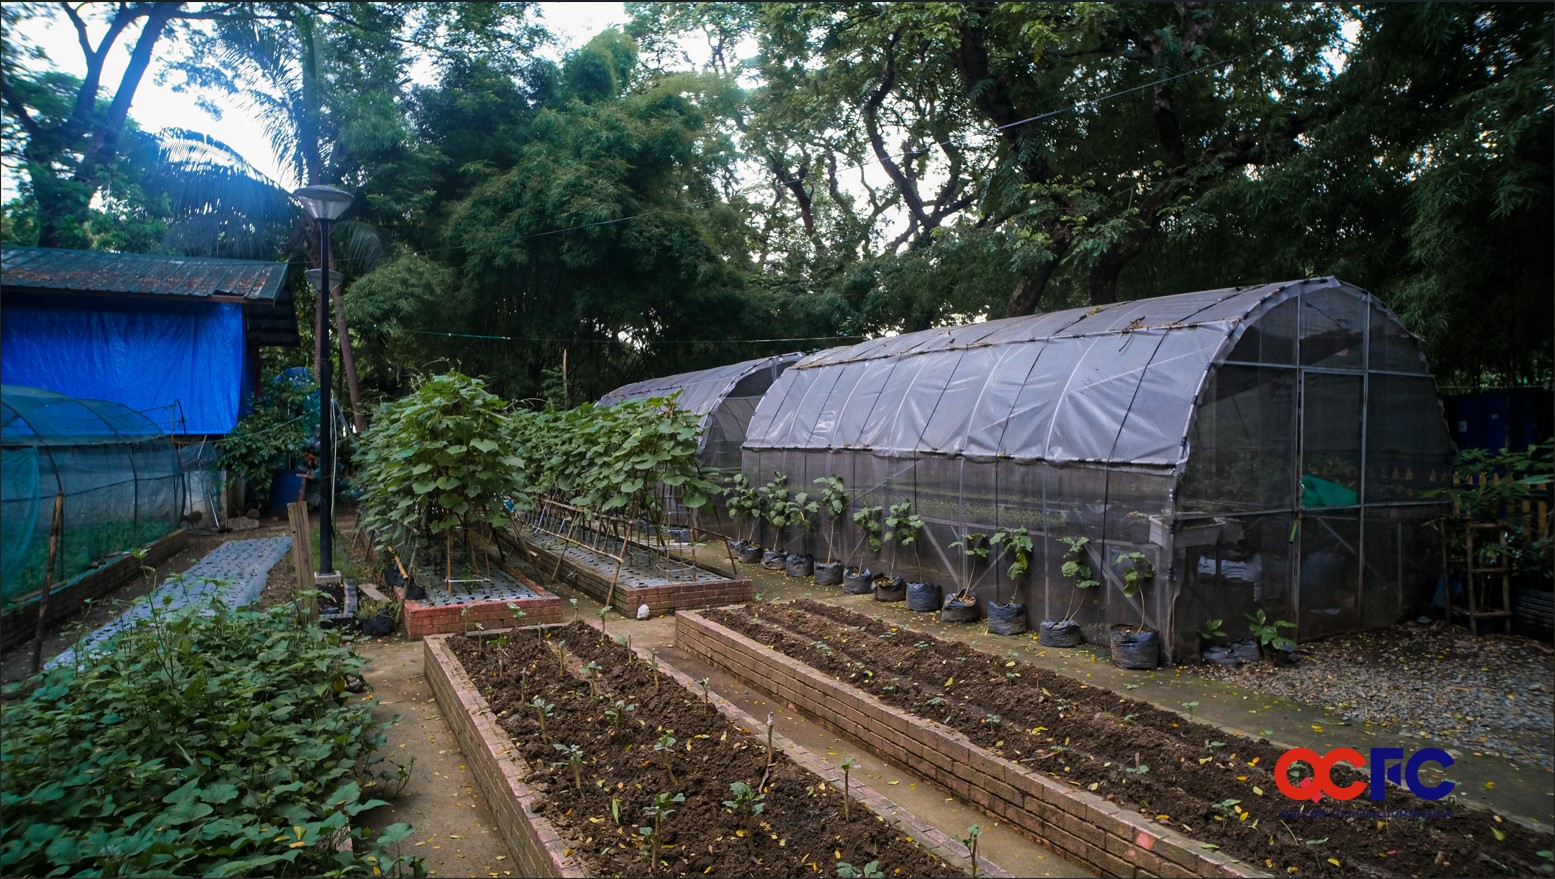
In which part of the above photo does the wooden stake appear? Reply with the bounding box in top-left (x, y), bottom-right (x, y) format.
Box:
top-left (29, 492), bottom-right (64, 674)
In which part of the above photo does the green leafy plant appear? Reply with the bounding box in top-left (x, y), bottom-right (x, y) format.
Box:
top-left (722, 781), bottom-right (766, 841)
top-left (0, 596), bottom-right (420, 878)
top-left (1245, 609), bottom-right (1297, 657)
top-left (1055, 536), bottom-right (1100, 620)
top-left (1117, 550), bottom-right (1155, 631)
top-left (218, 372), bottom-right (316, 506)
top-left (725, 472), bottom-right (764, 543)
top-left (837, 860), bottom-right (884, 878)
top-left (960, 825), bottom-right (983, 878)
top-left (552, 742), bottom-right (586, 791)
top-left (813, 475), bottom-right (849, 562)
top-left (1427, 440), bottom-right (1554, 580)
top-left (356, 372), bottom-right (528, 583)
top-left (638, 791), bottom-right (685, 876)
top-left (532, 696), bottom-right (554, 743)
top-left (654, 733), bottom-right (679, 785)
top-left (1198, 618), bottom-right (1228, 641)
top-left (884, 499), bottom-right (923, 548)
top-left (838, 756), bottom-right (858, 821)
top-left (604, 700), bottom-right (636, 737)
top-left (850, 503), bottom-right (885, 560)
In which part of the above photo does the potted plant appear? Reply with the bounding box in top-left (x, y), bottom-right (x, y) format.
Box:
top-left (843, 503), bottom-right (883, 594)
top-left (757, 473), bottom-right (794, 569)
top-left (1039, 536), bottom-right (1098, 647)
top-left (811, 476), bottom-right (848, 586)
top-left (985, 526), bottom-right (1033, 635)
top-left (1110, 549), bottom-right (1159, 669)
top-left (356, 596), bottom-right (399, 637)
top-left (937, 531), bottom-right (988, 613)
top-left (725, 473), bottom-right (765, 563)
top-left (877, 499), bottom-right (922, 602)
top-left (1244, 609), bottom-right (1298, 663)
top-left (1198, 618), bottom-right (1243, 666)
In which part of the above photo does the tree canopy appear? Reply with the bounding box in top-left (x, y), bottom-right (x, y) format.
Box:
top-left (4, 1), bottom-right (1548, 404)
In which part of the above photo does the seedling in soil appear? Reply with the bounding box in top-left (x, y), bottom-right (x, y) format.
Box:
top-left (1211, 798), bottom-right (1242, 819)
top-left (960, 825), bottom-right (983, 878)
top-left (598, 605), bottom-right (613, 642)
top-left (722, 781), bottom-right (766, 842)
top-left (836, 860), bottom-right (884, 878)
top-left (552, 639), bottom-right (568, 674)
top-left (638, 791), bottom-right (684, 876)
top-left (1182, 700), bottom-right (1200, 718)
top-left (765, 712), bottom-right (777, 769)
top-left (604, 700), bottom-right (637, 737)
top-left (569, 596), bottom-right (580, 623)
top-left (581, 660), bottom-right (602, 697)
top-left (983, 713), bottom-right (1002, 728)
top-left (610, 796), bottom-right (622, 825)
top-left (654, 734), bottom-right (679, 785)
top-left (552, 742), bottom-right (585, 791)
top-left (460, 605), bottom-right (474, 637)
top-left (1206, 740), bottom-right (1227, 750)
top-left (839, 756), bottom-right (858, 821)
top-left (649, 649), bottom-right (660, 690)
top-left (507, 603), bottom-right (534, 640)
top-left (532, 697), bottom-right (554, 743)
top-left (698, 678), bottom-right (712, 716)
top-left (1124, 753), bottom-right (1150, 776)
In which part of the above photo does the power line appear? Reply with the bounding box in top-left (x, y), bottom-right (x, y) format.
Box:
top-left (397, 328), bottom-right (864, 345)
top-left (406, 45), bottom-right (1274, 261)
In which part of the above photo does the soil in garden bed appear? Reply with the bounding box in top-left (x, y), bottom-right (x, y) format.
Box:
top-left (704, 600), bottom-right (1554, 879)
top-left (447, 622), bottom-right (963, 878)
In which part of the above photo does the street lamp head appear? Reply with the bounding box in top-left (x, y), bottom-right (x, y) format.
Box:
top-left (292, 184), bottom-right (354, 221)
top-left (305, 268), bottom-right (344, 295)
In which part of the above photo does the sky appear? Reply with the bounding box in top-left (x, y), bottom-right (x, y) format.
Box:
top-left (4, 2), bottom-right (628, 195)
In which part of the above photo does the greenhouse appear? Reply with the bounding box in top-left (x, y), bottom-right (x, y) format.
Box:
top-left (597, 352), bottom-right (804, 471)
top-left (742, 277), bottom-right (1455, 662)
top-left (1, 385), bottom-right (184, 613)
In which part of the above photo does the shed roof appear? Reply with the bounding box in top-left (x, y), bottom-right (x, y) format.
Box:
top-left (1, 245), bottom-right (298, 345)
top-left (745, 277), bottom-right (1426, 467)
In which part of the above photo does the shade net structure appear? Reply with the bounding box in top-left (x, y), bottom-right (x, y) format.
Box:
top-left (742, 278), bottom-right (1454, 661)
top-left (598, 353), bottom-right (804, 471)
top-left (1, 385), bottom-right (183, 609)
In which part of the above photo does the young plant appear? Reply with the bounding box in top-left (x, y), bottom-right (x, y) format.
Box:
top-left (1117, 550), bottom-right (1155, 631)
top-left (989, 525), bottom-right (1034, 602)
top-left (580, 660), bottom-right (602, 697)
top-left (552, 742), bottom-right (585, 791)
top-left (698, 677), bottom-right (712, 717)
top-left (649, 649), bottom-right (660, 690)
top-left (725, 472), bottom-right (764, 543)
top-left (1245, 609), bottom-right (1297, 658)
top-left (532, 697), bottom-right (554, 743)
top-left (836, 861), bottom-right (885, 878)
top-left (722, 780), bottom-right (766, 840)
top-left (813, 475), bottom-right (849, 561)
top-left (638, 791), bottom-right (685, 877)
top-left (884, 499), bottom-right (924, 548)
top-left (765, 711), bottom-right (776, 769)
top-left (604, 700), bottom-right (636, 737)
top-left (654, 734), bottom-right (679, 785)
top-left (1056, 536), bottom-right (1100, 620)
top-left (960, 825), bottom-right (983, 878)
top-left (598, 605), bottom-right (612, 642)
top-left (1198, 618), bottom-right (1228, 641)
top-left (569, 596), bottom-right (580, 624)
top-left (850, 504), bottom-right (885, 560)
top-left (838, 756), bottom-right (858, 821)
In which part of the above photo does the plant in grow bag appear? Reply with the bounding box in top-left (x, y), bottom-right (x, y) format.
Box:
top-left (814, 475), bottom-right (849, 564)
top-left (1056, 536), bottom-right (1100, 621)
top-left (1245, 609), bottom-right (1296, 659)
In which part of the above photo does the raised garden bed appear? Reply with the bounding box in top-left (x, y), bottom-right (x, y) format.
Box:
top-left (425, 620), bottom-right (1004, 878)
top-left (514, 528), bottom-right (752, 615)
top-left (686, 600), bottom-right (1554, 879)
top-left (399, 546), bottom-right (561, 638)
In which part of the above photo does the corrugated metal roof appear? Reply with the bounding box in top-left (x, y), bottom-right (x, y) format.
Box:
top-left (1, 245), bottom-right (288, 302)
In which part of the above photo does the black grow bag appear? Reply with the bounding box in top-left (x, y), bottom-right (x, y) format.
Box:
top-left (941, 590), bottom-right (978, 623)
top-left (1110, 628), bottom-right (1161, 670)
top-left (785, 553), bottom-right (815, 578)
top-left (737, 544), bottom-right (765, 564)
top-left (986, 601), bottom-right (1028, 636)
top-left (905, 581), bottom-right (941, 612)
top-left (762, 549), bottom-right (788, 571)
top-left (814, 561), bottom-right (844, 586)
top-left (360, 614), bottom-right (394, 637)
top-left (843, 567), bottom-right (875, 594)
top-left (874, 575), bottom-right (906, 602)
top-left (1038, 619), bottom-right (1083, 648)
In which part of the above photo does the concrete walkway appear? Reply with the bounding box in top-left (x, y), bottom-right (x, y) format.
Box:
top-left (48, 536), bottom-right (291, 670)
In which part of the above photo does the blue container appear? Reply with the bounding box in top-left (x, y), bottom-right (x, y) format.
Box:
top-left (268, 471), bottom-right (306, 517)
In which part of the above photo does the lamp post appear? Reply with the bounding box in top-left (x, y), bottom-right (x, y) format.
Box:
top-left (293, 185), bottom-right (353, 577)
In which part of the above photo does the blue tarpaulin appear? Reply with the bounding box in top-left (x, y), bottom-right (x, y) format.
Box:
top-left (0, 297), bottom-right (245, 434)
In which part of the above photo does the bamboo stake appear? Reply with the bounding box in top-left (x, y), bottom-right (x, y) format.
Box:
top-left (30, 492), bottom-right (64, 674)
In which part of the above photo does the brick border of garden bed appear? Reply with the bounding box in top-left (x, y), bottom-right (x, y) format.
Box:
top-left (400, 554), bottom-right (562, 639)
top-left (676, 611), bottom-right (1270, 879)
top-left (424, 622), bottom-right (1011, 878)
top-left (0, 529), bottom-right (189, 652)
top-left (511, 531), bottom-right (753, 615)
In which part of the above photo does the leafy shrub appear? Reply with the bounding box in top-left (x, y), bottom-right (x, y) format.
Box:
top-left (0, 595), bottom-right (421, 878)
top-left (219, 372), bottom-right (316, 498)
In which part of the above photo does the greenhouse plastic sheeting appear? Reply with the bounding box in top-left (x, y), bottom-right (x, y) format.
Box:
top-left (741, 278), bottom-right (1455, 662)
top-left (0, 298), bottom-right (246, 434)
top-left (597, 353), bottom-right (802, 470)
top-left (1, 386), bottom-right (183, 606)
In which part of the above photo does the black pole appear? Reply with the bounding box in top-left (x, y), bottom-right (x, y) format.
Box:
top-left (318, 217), bottom-right (334, 574)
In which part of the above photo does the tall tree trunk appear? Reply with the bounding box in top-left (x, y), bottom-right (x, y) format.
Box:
top-left (332, 285), bottom-right (367, 432)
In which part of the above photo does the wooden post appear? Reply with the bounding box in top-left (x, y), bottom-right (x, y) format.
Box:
top-left (287, 501), bottom-right (316, 620)
top-left (30, 492), bottom-right (65, 674)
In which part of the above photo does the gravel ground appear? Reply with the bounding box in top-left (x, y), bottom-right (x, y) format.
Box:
top-left (1189, 621), bottom-right (1555, 769)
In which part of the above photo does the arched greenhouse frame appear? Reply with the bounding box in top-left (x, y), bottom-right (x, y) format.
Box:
top-left (741, 277), bottom-right (1455, 662)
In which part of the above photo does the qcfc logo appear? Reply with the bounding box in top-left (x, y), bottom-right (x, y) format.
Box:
top-left (1275, 747), bottom-right (1456, 801)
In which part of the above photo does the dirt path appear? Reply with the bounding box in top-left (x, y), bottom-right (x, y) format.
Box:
top-left (354, 637), bottom-right (514, 878)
